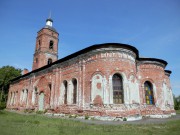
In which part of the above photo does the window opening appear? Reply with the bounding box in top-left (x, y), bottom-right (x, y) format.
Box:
top-left (72, 79), bottom-right (77, 104)
top-left (64, 81), bottom-right (68, 104)
top-left (144, 81), bottom-right (154, 105)
top-left (113, 74), bottom-right (123, 104)
top-left (47, 58), bottom-right (52, 65)
top-left (49, 40), bottom-right (54, 49)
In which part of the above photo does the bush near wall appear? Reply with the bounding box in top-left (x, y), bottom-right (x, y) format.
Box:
top-left (0, 102), bottom-right (6, 110)
top-left (174, 95), bottom-right (180, 110)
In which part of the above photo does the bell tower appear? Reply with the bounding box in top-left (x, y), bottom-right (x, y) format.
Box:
top-left (32, 17), bottom-right (59, 70)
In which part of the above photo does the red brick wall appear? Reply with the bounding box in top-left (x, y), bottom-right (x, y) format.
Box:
top-left (7, 48), bottom-right (175, 117)
top-left (32, 28), bottom-right (59, 70)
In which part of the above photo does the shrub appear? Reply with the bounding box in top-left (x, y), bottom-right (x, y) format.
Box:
top-left (123, 117), bottom-right (127, 121)
top-left (24, 109), bottom-right (34, 113)
top-left (174, 95), bottom-right (180, 110)
top-left (44, 109), bottom-right (48, 113)
top-left (0, 102), bottom-right (6, 110)
top-left (28, 109), bottom-right (34, 113)
top-left (69, 115), bottom-right (73, 118)
top-left (85, 114), bottom-right (89, 120)
top-left (69, 114), bottom-right (78, 118)
top-left (36, 111), bottom-right (44, 114)
top-left (24, 109), bottom-right (28, 113)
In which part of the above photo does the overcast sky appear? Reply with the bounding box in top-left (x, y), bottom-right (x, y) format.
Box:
top-left (0, 0), bottom-right (179, 96)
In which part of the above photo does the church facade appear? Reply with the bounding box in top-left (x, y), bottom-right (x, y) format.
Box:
top-left (6, 18), bottom-right (175, 120)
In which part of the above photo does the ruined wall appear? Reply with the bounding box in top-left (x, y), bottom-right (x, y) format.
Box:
top-left (137, 62), bottom-right (175, 115)
top-left (7, 71), bottom-right (53, 111)
top-left (163, 72), bottom-right (174, 110)
top-left (83, 49), bottom-right (138, 105)
top-left (79, 48), bottom-right (143, 117)
top-left (7, 46), bottom-right (175, 118)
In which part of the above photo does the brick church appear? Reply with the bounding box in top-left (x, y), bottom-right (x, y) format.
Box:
top-left (7, 17), bottom-right (175, 120)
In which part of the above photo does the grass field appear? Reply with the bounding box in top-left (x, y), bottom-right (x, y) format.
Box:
top-left (176, 110), bottom-right (180, 114)
top-left (0, 110), bottom-right (180, 135)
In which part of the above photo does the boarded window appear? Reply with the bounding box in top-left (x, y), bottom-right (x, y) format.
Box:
top-left (113, 74), bottom-right (123, 104)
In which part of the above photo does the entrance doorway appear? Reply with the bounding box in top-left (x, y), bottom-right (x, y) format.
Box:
top-left (38, 92), bottom-right (44, 111)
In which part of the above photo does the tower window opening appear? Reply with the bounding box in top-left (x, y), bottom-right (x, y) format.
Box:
top-left (38, 40), bottom-right (41, 48)
top-left (49, 40), bottom-right (54, 49)
top-left (49, 83), bottom-right (52, 90)
top-left (47, 58), bottom-right (52, 65)
top-left (36, 58), bottom-right (38, 63)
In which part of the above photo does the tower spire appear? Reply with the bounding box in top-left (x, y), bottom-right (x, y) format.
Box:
top-left (49, 10), bottom-right (51, 19)
top-left (32, 14), bottom-right (59, 70)
top-left (46, 11), bottom-right (53, 27)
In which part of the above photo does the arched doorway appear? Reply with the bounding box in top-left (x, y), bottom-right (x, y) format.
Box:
top-left (38, 92), bottom-right (44, 111)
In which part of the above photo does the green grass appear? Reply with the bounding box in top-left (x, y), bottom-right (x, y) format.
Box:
top-left (0, 110), bottom-right (180, 135)
top-left (176, 110), bottom-right (180, 114)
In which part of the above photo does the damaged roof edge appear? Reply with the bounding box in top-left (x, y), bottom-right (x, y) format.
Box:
top-left (10, 43), bottom-right (168, 82)
top-left (138, 57), bottom-right (168, 66)
top-left (165, 70), bottom-right (172, 74)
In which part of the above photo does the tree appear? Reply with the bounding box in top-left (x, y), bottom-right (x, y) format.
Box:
top-left (0, 66), bottom-right (22, 103)
top-left (174, 95), bottom-right (180, 110)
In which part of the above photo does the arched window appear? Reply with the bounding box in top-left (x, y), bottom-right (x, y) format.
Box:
top-left (21, 90), bottom-right (24, 104)
top-left (38, 40), bottom-right (41, 48)
top-left (9, 92), bottom-right (12, 105)
top-left (26, 89), bottom-right (28, 105)
top-left (64, 81), bottom-right (68, 104)
top-left (72, 79), bottom-right (77, 104)
top-left (112, 74), bottom-right (123, 104)
top-left (15, 91), bottom-right (18, 104)
top-left (144, 81), bottom-right (154, 105)
top-left (48, 83), bottom-right (52, 105)
top-left (36, 58), bottom-right (38, 63)
top-left (32, 87), bottom-right (38, 105)
top-left (35, 87), bottom-right (38, 105)
top-left (47, 58), bottom-right (52, 65)
top-left (49, 40), bottom-right (54, 49)
top-left (12, 92), bottom-right (15, 105)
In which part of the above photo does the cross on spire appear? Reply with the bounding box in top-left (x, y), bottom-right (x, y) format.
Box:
top-left (46, 11), bottom-right (53, 27)
top-left (49, 10), bottom-right (52, 19)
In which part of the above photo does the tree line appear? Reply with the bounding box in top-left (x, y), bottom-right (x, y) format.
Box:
top-left (174, 95), bottom-right (180, 110)
top-left (0, 66), bottom-right (21, 109)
